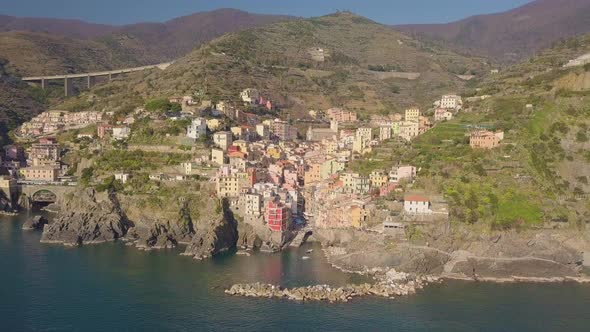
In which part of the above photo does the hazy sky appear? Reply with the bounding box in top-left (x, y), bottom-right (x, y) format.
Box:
top-left (0, 0), bottom-right (533, 25)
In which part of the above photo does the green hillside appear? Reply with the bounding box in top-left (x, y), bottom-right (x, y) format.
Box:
top-left (55, 12), bottom-right (488, 117)
top-left (354, 34), bottom-right (590, 228)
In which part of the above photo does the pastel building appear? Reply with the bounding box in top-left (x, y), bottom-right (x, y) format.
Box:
top-left (404, 108), bottom-right (420, 122)
top-left (213, 132), bottom-right (233, 151)
top-left (470, 130), bottom-right (503, 149)
top-left (404, 195), bottom-right (432, 214)
top-left (265, 200), bottom-right (291, 232)
top-left (187, 117), bottom-right (207, 139)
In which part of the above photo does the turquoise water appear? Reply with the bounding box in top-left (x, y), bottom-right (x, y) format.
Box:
top-left (1, 212), bottom-right (590, 332)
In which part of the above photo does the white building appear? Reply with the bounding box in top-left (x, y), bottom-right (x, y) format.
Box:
top-left (404, 195), bottom-right (432, 214)
top-left (256, 124), bottom-right (270, 140)
top-left (243, 193), bottom-right (262, 217)
top-left (213, 131), bottom-right (233, 151)
top-left (240, 88), bottom-right (260, 104)
top-left (112, 126), bottom-right (130, 140)
top-left (399, 121), bottom-right (419, 141)
top-left (114, 173), bottom-right (130, 184)
top-left (379, 126), bottom-right (392, 141)
top-left (440, 95), bottom-right (463, 110)
top-left (187, 117), bottom-right (207, 139)
top-left (356, 127), bottom-right (372, 141)
top-left (434, 108), bottom-right (453, 122)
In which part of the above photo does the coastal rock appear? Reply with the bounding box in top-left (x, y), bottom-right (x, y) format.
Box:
top-left (40, 188), bottom-right (130, 246)
top-left (22, 215), bottom-right (48, 230)
top-left (236, 221), bottom-right (263, 250)
top-left (126, 217), bottom-right (194, 250)
top-left (183, 217), bottom-right (238, 259)
top-left (225, 276), bottom-right (435, 303)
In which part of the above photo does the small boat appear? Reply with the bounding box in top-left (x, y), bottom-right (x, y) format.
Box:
top-left (302, 256), bottom-right (311, 260)
top-left (306, 249), bottom-right (314, 254)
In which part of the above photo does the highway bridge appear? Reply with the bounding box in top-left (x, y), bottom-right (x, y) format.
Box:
top-left (22, 62), bottom-right (174, 96)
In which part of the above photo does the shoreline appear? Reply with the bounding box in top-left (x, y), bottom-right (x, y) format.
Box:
top-left (321, 247), bottom-right (590, 286)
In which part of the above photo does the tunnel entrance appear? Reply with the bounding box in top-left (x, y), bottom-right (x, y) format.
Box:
top-left (31, 189), bottom-right (57, 211)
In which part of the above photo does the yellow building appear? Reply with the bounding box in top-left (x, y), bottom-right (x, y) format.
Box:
top-left (323, 140), bottom-right (338, 154)
top-left (211, 149), bottom-right (225, 166)
top-left (206, 119), bottom-right (221, 131)
top-left (349, 204), bottom-right (368, 229)
top-left (404, 108), bottom-right (420, 123)
top-left (369, 170), bottom-right (388, 188)
top-left (216, 174), bottom-right (249, 198)
top-left (266, 146), bottom-right (283, 159)
top-left (304, 162), bottom-right (321, 184)
top-left (20, 166), bottom-right (59, 182)
top-left (232, 140), bottom-right (248, 153)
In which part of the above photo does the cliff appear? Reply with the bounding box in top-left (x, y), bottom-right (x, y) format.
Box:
top-left (41, 188), bottom-right (130, 246)
top-left (315, 224), bottom-right (590, 281)
top-left (39, 184), bottom-right (265, 260)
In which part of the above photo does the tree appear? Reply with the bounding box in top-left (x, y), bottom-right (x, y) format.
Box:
top-left (80, 167), bottom-right (95, 186)
top-left (145, 98), bottom-right (179, 114)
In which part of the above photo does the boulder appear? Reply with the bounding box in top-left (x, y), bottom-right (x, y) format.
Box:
top-left (22, 215), bottom-right (48, 230)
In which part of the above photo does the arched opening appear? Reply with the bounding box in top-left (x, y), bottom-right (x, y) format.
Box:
top-left (31, 189), bottom-right (57, 211)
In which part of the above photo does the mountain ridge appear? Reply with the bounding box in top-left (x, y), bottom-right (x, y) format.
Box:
top-left (395, 0), bottom-right (590, 63)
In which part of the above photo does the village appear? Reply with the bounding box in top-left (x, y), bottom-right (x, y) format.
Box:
top-left (1, 88), bottom-right (506, 244)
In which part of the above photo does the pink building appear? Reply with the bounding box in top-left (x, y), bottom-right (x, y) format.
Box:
top-left (283, 169), bottom-right (299, 189)
top-left (389, 166), bottom-right (416, 183)
top-left (268, 164), bottom-right (284, 185)
top-left (380, 183), bottom-right (397, 197)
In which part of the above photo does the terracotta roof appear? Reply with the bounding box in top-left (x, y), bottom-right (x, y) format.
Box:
top-left (404, 195), bottom-right (429, 202)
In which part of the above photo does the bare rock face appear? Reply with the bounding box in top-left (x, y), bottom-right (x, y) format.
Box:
top-left (126, 217), bottom-right (194, 250)
top-left (40, 188), bottom-right (130, 246)
top-left (183, 218), bottom-right (238, 259)
top-left (236, 221), bottom-right (263, 249)
top-left (22, 215), bottom-right (48, 230)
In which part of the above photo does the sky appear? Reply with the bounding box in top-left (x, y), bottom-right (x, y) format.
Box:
top-left (0, 0), bottom-right (533, 25)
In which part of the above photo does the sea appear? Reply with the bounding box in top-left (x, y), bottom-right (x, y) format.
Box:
top-left (1, 212), bottom-right (590, 332)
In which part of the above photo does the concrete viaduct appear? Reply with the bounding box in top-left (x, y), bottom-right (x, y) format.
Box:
top-left (22, 62), bottom-right (174, 96)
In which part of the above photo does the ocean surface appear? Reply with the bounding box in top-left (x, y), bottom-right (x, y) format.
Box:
top-left (1, 212), bottom-right (590, 332)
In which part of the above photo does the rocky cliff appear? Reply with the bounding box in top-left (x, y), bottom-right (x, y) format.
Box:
top-left (316, 224), bottom-right (590, 281)
top-left (39, 185), bottom-right (248, 260)
top-left (41, 188), bottom-right (130, 246)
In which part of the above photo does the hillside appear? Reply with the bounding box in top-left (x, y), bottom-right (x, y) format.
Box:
top-left (351, 33), bottom-right (590, 228)
top-left (61, 12), bottom-right (487, 117)
top-left (0, 31), bottom-right (152, 76)
top-left (397, 0), bottom-right (590, 63)
top-left (0, 9), bottom-right (294, 75)
top-left (0, 9), bottom-right (293, 144)
top-left (0, 14), bottom-right (116, 39)
top-left (0, 61), bottom-right (46, 146)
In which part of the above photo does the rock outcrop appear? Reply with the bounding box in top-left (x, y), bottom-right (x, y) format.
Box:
top-left (22, 215), bottom-right (48, 230)
top-left (125, 209), bottom-right (195, 250)
top-left (236, 221), bottom-right (263, 249)
top-left (225, 270), bottom-right (440, 303)
top-left (40, 188), bottom-right (130, 246)
top-left (183, 217), bottom-right (238, 259)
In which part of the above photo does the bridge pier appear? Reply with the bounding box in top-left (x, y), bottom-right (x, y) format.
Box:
top-left (64, 77), bottom-right (74, 97)
top-left (86, 75), bottom-right (95, 89)
top-left (41, 78), bottom-right (46, 90)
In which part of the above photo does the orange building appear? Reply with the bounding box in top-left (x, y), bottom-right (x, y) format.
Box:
top-left (470, 130), bottom-right (503, 149)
